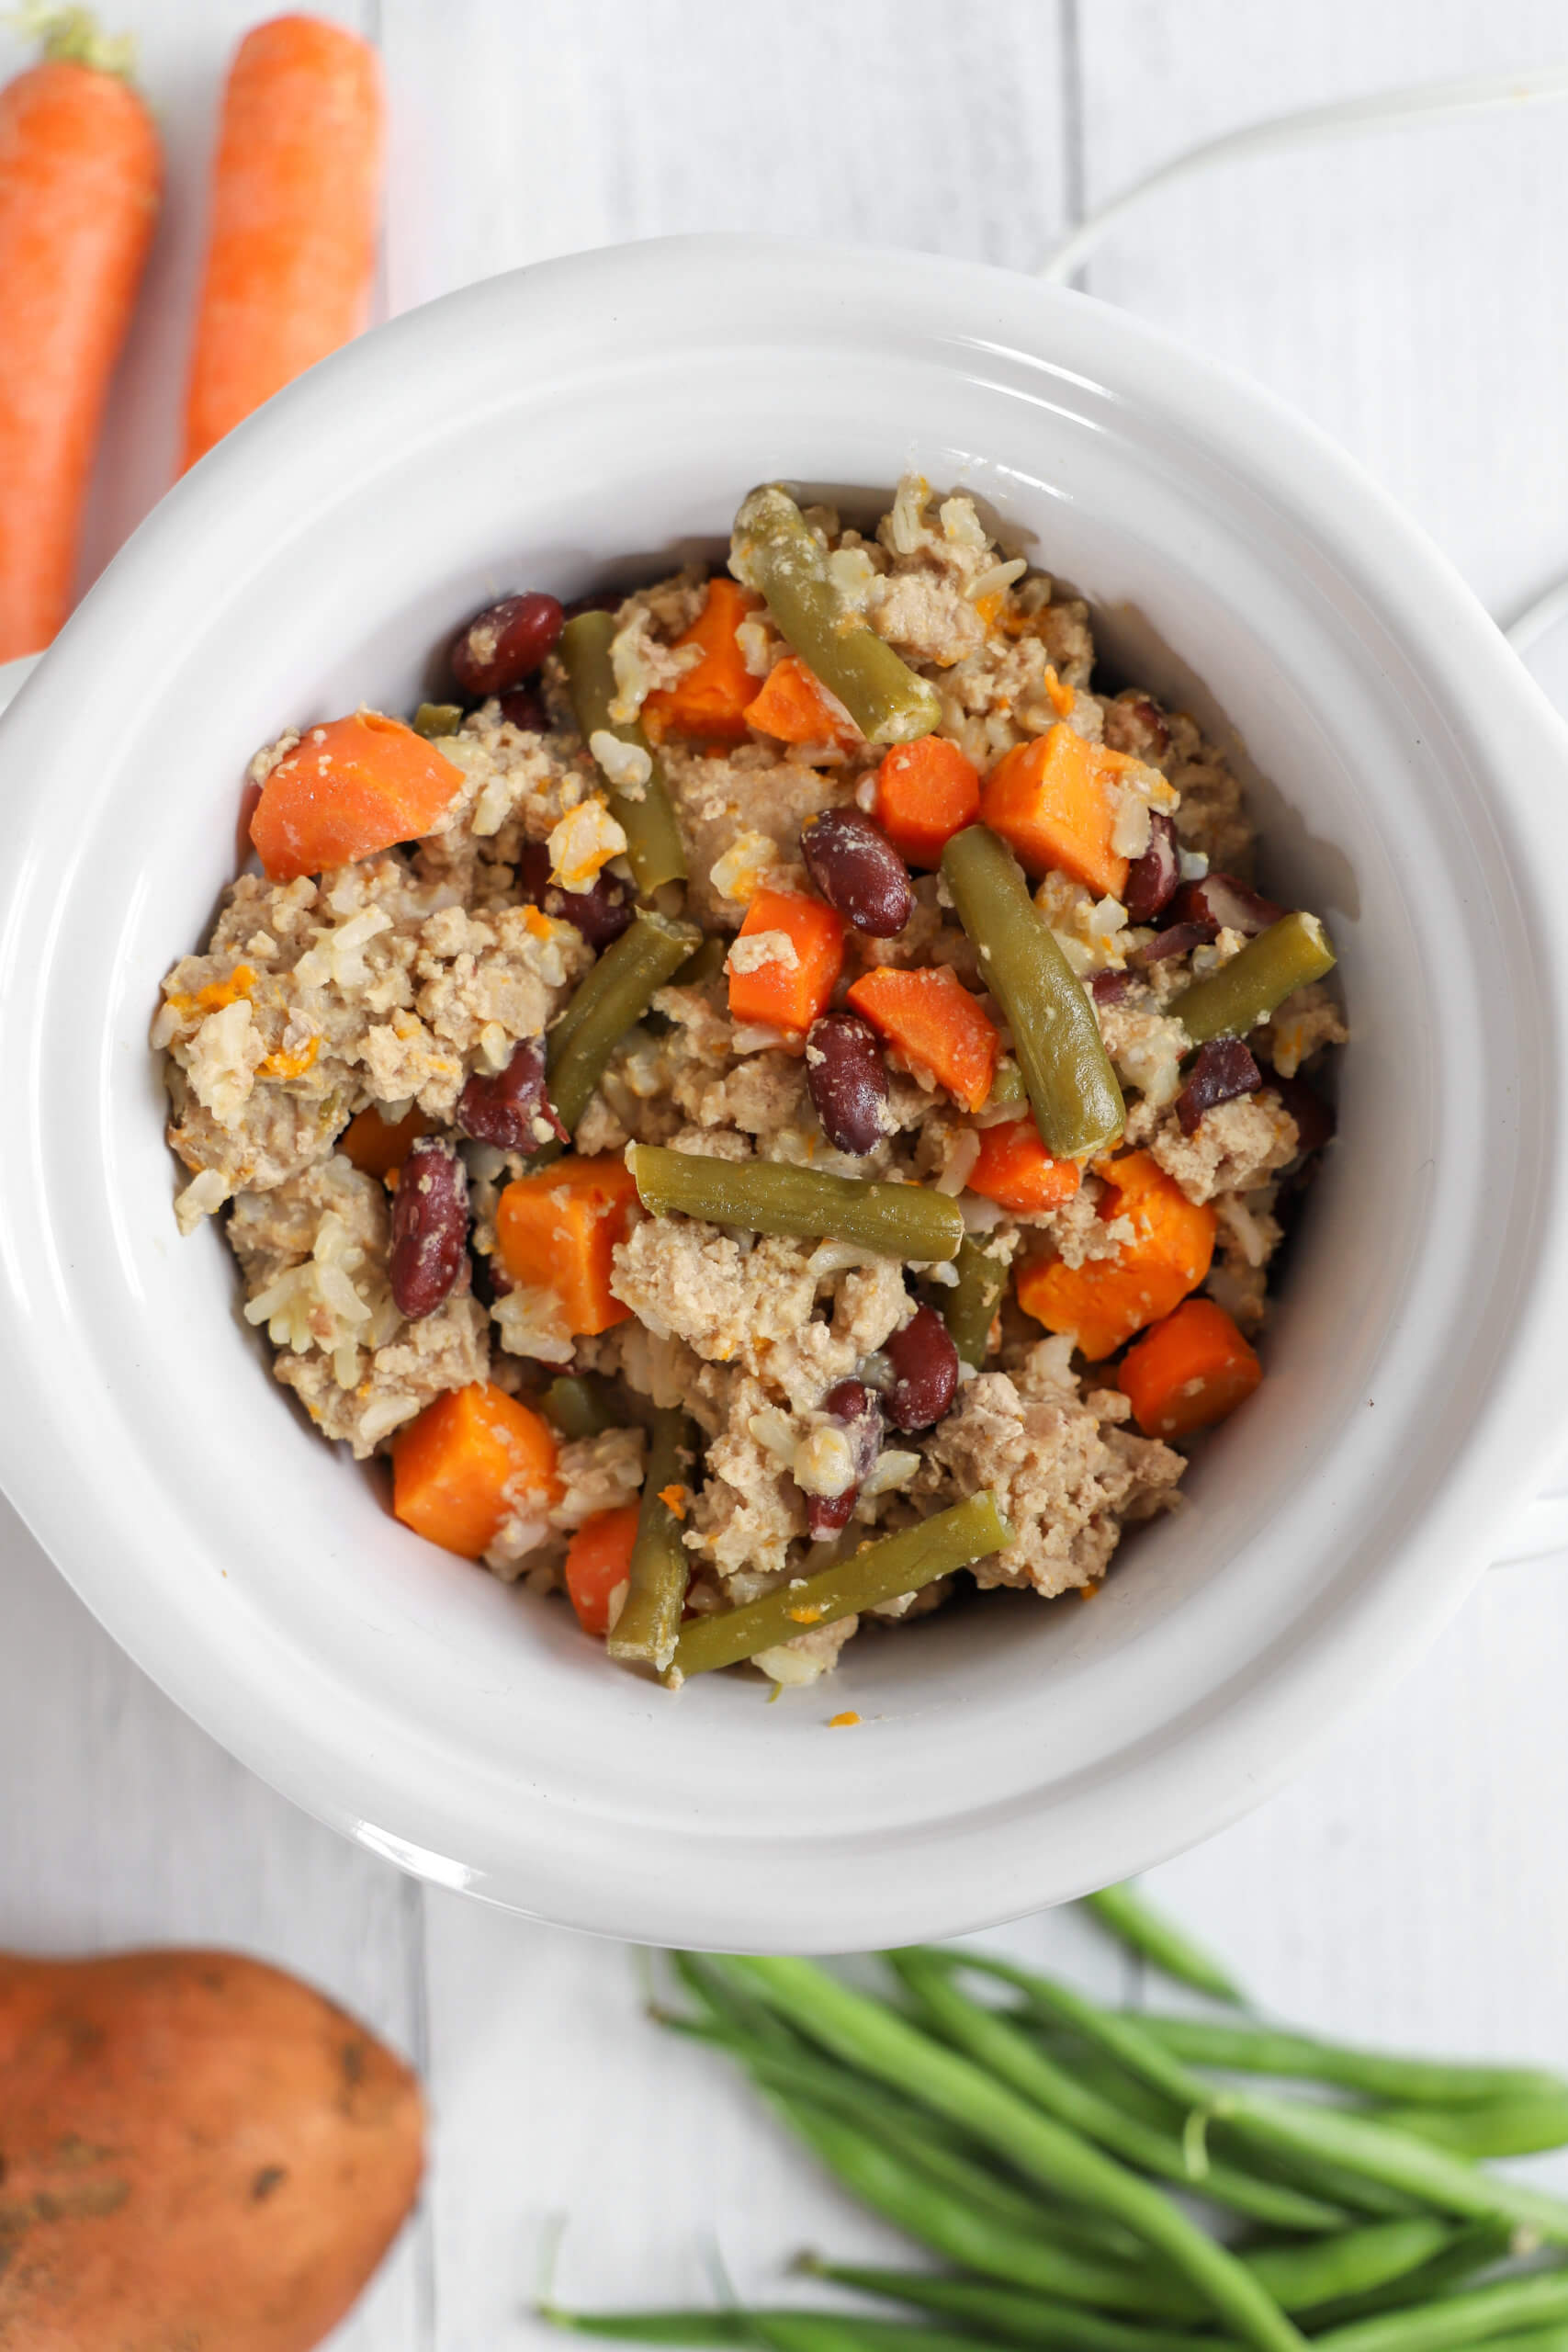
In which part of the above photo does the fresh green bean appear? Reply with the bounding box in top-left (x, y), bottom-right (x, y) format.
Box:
top-left (547, 2313), bottom-right (1037, 2352)
top-left (890, 1951), bottom-right (1348, 2235)
top-left (1374, 2099), bottom-right (1568, 2158)
top-left (547, 911), bottom-right (700, 1138)
top-left (669, 1950), bottom-right (803, 2056)
top-left (541, 2310), bottom-right (739, 2346)
top-left (798, 2265), bottom-right (1209, 2352)
top-left (1083, 1881), bottom-right (1247, 2004)
top-left (628, 1145), bottom-right (964, 1263)
top-left (1303, 2221), bottom-right (1515, 2330)
top-left (1314, 2269), bottom-right (1568, 2352)
top-left (541, 1374), bottom-right (618, 1442)
top-left (412, 699), bottom-right (463, 738)
top-left (765, 2091), bottom-right (1170, 2314)
top-left (560, 609), bottom-right (687, 892)
top-left (1128, 2015), bottom-right (1568, 2109)
top-left (943, 1237), bottom-right (1010, 1370)
top-left (941, 825), bottom-right (1124, 1161)
top-left (669, 1495), bottom-right (1010, 1682)
top-left (1468, 2333), bottom-right (1568, 2352)
top-left (730, 486), bottom-right (941, 745)
top-left (1170, 910), bottom-right (1336, 1046)
top-left (720, 1956), bottom-right (1307, 2352)
top-left (606, 1409), bottom-right (695, 1672)
top-left (1223, 2093), bottom-right (1568, 2245)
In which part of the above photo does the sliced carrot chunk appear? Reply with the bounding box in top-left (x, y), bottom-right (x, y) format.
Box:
top-left (641, 577), bottom-right (761, 744)
top-left (250, 709), bottom-right (462, 880)
top-left (873, 737), bottom-right (980, 867)
top-left (846, 965), bottom-right (998, 1114)
top-left (1119, 1296), bottom-right (1261, 1440)
top-left (495, 1156), bottom-right (639, 1337)
top-left (967, 1117), bottom-right (1082, 1215)
top-left (391, 1383), bottom-right (558, 1560)
top-left (980, 722), bottom-right (1135, 898)
top-left (338, 1102), bottom-right (431, 1180)
top-left (1016, 1150), bottom-right (1216, 1362)
top-left (726, 887), bottom-right (846, 1035)
top-left (564, 1501), bottom-right (640, 1636)
top-left (743, 655), bottom-right (861, 750)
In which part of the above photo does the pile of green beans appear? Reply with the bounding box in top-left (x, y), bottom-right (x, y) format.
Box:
top-left (543, 1883), bottom-right (1568, 2352)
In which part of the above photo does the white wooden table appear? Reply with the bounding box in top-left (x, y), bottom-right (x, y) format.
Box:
top-left (4, 5), bottom-right (1568, 2345)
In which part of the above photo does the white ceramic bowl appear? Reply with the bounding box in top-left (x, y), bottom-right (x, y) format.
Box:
top-left (2, 238), bottom-right (1565, 1951)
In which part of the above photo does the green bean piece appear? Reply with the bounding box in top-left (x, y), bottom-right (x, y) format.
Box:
top-left (1082, 1880), bottom-right (1247, 2002)
top-left (669, 1951), bottom-right (805, 2055)
top-left (540, 2311), bottom-right (740, 2347)
top-left (1171, 910), bottom-right (1336, 1045)
top-left (669, 1495), bottom-right (1010, 1683)
top-left (799, 2267), bottom-right (1208, 2352)
top-left (606, 1409), bottom-right (695, 1673)
top-left (549, 2317), bottom-right (1039, 2352)
top-left (986, 1057), bottom-right (1028, 1107)
top-left (943, 1237), bottom-right (1010, 1370)
top-left (1375, 2097), bottom-right (1568, 2157)
top-left (1129, 2013), bottom-right (1568, 2107)
top-left (547, 911), bottom-right (701, 1140)
top-left (890, 1952), bottom-right (1348, 2237)
top-left (1314, 2270), bottom-right (1568, 2352)
top-left (942, 826), bottom-right (1124, 1161)
top-left (671, 933), bottom-right (730, 989)
top-left (559, 609), bottom-right (687, 892)
top-left (1303, 2221), bottom-right (1515, 2331)
top-left (628, 1145), bottom-right (964, 1263)
top-left (730, 486), bottom-right (942, 745)
top-left (721, 1958), bottom-right (1308, 2352)
top-left (541, 1374), bottom-right (618, 1442)
top-left (1224, 2092), bottom-right (1568, 2245)
top-left (412, 700), bottom-right (463, 738)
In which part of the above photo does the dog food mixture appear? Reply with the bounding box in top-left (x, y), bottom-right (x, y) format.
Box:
top-left (156, 478), bottom-right (1344, 1687)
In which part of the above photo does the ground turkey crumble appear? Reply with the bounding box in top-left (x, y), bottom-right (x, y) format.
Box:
top-left (157, 476), bottom-right (1345, 1685)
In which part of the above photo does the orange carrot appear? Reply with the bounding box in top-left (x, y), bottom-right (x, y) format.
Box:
top-left (726, 887), bottom-right (846, 1035)
top-left (967, 1117), bottom-right (1081, 1215)
top-left (495, 1157), bottom-right (639, 1337)
top-left (743, 655), bottom-right (861, 750)
top-left (1016, 1150), bottom-right (1216, 1361)
top-left (0, 13), bottom-right (161, 660)
top-left (338, 1102), bottom-right (430, 1181)
top-left (564, 1502), bottom-right (640, 1636)
top-left (873, 737), bottom-right (980, 867)
top-left (845, 965), bottom-right (998, 1114)
top-left (1118, 1295), bottom-right (1261, 1440)
top-left (390, 1383), bottom-right (558, 1560)
top-left (250, 710), bottom-right (462, 880)
top-left (641, 578), bottom-right (761, 744)
top-left (981, 723), bottom-right (1136, 898)
top-left (181, 15), bottom-right (384, 471)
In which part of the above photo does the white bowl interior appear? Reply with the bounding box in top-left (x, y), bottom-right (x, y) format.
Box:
top-left (2, 243), bottom-right (1561, 1947)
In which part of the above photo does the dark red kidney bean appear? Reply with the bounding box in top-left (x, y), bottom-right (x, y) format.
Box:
top-left (516, 839), bottom-right (633, 949)
top-left (886, 1304), bottom-right (960, 1433)
top-left (497, 683), bottom-right (547, 732)
top-left (457, 1037), bottom-right (567, 1154)
top-left (807, 1011), bottom-right (891, 1156)
top-left (1133, 919), bottom-right (1215, 967)
top-left (450, 593), bottom-right (564, 698)
top-left (1176, 1038), bottom-right (1262, 1135)
top-left (1269, 1070), bottom-right (1337, 1158)
top-left (389, 1137), bottom-right (470, 1319)
top-left (1122, 811), bottom-right (1179, 924)
top-left (1090, 969), bottom-right (1133, 1005)
top-left (806, 1380), bottom-right (885, 1540)
top-left (1174, 871), bottom-right (1284, 937)
top-left (800, 808), bottom-right (913, 937)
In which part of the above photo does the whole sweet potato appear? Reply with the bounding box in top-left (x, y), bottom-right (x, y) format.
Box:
top-left (0, 1947), bottom-right (424, 2350)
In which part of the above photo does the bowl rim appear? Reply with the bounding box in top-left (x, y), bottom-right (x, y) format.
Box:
top-left (3, 232), bottom-right (1567, 1946)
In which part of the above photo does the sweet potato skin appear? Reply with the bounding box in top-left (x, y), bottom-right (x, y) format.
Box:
top-left (0, 1947), bottom-right (424, 2350)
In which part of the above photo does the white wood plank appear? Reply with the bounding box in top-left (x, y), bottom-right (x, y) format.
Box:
top-left (0, 1494), bottom-right (432, 2350)
top-left (1073, 0), bottom-right (1568, 617)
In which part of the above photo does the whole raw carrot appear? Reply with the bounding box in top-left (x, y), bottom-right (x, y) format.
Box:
top-left (0, 9), bottom-right (161, 660)
top-left (181, 14), bottom-right (385, 470)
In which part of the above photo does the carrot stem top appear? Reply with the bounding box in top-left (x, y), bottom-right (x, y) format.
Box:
top-left (11, 4), bottom-right (138, 78)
